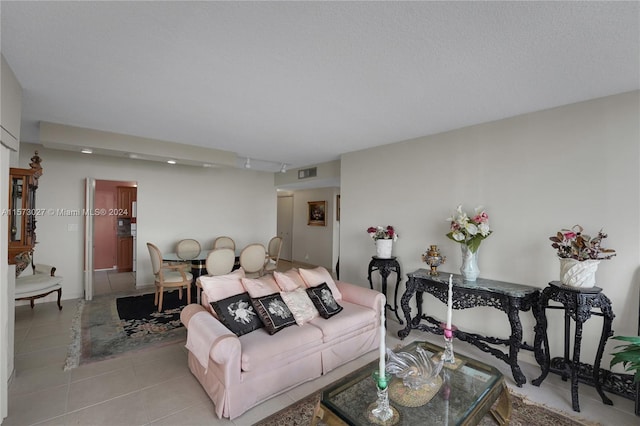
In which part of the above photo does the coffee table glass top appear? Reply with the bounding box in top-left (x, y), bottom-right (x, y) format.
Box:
top-left (321, 341), bottom-right (505, 425)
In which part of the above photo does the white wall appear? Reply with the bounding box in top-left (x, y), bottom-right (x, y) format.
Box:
top-left (340, 91), bottom-right (640, 367)
top-left (16, 144), bottom-right (277, 300)
top-left (289, 187), bottom-right (339, 271)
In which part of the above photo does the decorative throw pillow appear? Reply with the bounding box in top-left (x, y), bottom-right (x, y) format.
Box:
top-left (280, 288), bottom-right (319, 326)
top-left (241, 275), bottom-right (280, 298)
top-left (299, 266), bottom-right (342, 301)
top-left (210, 292), bottom-right (263, 336)
top-left (199, 268), bottom-right (246, 305)
top-left (273, 269), bottom-right (306, 292)
top-left (306, 282), bottom-right (343, 319)
top-left (14, 251), bottom-right (32, 277)
top-left (251, 293), bottom-right (297, 335)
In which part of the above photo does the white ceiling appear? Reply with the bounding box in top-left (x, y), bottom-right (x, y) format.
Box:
top-left (1, 1), bottom-right (638, 173)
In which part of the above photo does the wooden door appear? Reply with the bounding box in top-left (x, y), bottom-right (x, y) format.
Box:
top-left (277, 196), bottom-right (293, 261)
top-left (117, 237), bottom-right (133, 272)
top-left (94, 188), bottom-right (117, 269)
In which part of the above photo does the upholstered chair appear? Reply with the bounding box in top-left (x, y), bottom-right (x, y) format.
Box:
top-left (212, 236), bottom-right (235, 251)
top-left (206, 248), bottom-right (236, 276)
top-left (239, 243), bottom-right (267, 278)
top-left (263, 236), bottom-right (283, 274)
top-left (176, 238), bottom-right (201, 260)
top-left (147, 243), bottom-right (193, 312)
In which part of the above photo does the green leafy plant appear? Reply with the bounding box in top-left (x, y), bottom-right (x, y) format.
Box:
top-left (610, 335), bottom-right (640, 383)
top-left (550, 224), bottom-right (616, 261)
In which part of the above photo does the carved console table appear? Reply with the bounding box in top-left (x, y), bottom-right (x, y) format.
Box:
top-left (397, 269), bottom-right (541, 387)
top-left (532, 281), bottom-right (615, 412)
top-left (367, 256), bottom-right (402, 324)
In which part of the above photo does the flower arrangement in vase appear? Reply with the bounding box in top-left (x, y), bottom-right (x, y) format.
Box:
top-left (549, 225), bottom-right (615, 288)
top-left (367, 226), bottom-right (398, 259)
top-left (446, 205), bottom-right (492, 281)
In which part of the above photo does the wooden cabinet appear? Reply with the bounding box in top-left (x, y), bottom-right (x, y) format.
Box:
top-left (117, 236), bottom-right (133, 272)
top-left (8, 152), bottom-right (42, 264)
top-left (117, 186), bottom-right (136, 218)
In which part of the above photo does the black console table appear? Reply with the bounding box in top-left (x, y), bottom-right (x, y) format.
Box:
top-left (397, 269), bottom-right (541, 387)
top-left (368, 256), bottom-right (402, 324)
top-left (532, 281), bottom-right (615, 412)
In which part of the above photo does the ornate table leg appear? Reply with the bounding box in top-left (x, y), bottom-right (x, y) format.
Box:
top-left (593, 294), bottom-right (614, 406)
top-left (532, 289), bottom-right (551, 387)
top-left (367, 262), bottom-right (375, 290)
top-left (571, 317), bottom-right (585, 411)
top-left (398, 276), bottom-right (417, 339)
top-left (506, 297), bottom-right (527, 387)
top-left (392, 262), bottom-right (403, 324)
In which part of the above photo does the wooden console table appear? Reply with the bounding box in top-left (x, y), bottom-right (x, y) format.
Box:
top-left (398, 269), bottom-right (541, 387)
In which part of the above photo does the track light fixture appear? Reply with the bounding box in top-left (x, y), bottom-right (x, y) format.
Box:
top-left (280, 163), bottom-right (287, 173)
top-left (244, 157), bottom-right (251, 169)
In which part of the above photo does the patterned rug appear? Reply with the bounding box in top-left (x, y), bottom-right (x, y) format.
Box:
top-left (64, 290), bottom-right (189, 370)
top-left (254, 390), bottom-right (600, 426)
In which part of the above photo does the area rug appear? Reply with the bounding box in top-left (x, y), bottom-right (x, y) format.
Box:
top-left (253, 390), bottom-right (600, 426)
top-left (64, 290), bottom-right (190, 370)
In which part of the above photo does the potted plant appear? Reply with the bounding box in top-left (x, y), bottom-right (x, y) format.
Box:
top-left (549, 225), bottom-right (616, 288)
top-left (445, 205), bottom-right (492, 281)
top-left (610, 335), bottom-right (640, 415)
top-left (367, 226), bottom-right (398, 259)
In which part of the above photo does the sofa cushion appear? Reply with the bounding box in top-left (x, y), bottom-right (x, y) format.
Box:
top-left (280, 288), bottom-right (319, 326)
top-left (251, 293), bottom-right (297, 335)
top-left (210, 292), bottom-right (263, 336)
top-left (239, 323), bottom-right (323, 372)
top-left (273, 269), bottom-right (306, 291)
top-left (241, 275), bottom-right (280, 298)
top-left (309, 301), bottom-right (376, 343)
top-left (306, 283), bottom-right (343, 319)
top-left (199, 268), bottom-right (245, 304)
top-left (299, 266), bottom-right (342, 301)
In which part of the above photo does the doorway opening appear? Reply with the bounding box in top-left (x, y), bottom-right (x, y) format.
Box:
top-left (91, 179), bottom-right (137, 296)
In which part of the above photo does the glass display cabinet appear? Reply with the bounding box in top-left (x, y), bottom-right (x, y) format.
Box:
top-left (8, 152), bottom-right (42, 264)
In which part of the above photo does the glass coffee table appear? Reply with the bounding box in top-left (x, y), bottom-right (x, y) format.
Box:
top-left (317, 341), bottom-right (510, 425)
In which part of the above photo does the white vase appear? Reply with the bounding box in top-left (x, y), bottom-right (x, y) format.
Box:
top-left (460, 245), bottom-right (480, 281)
top-left (559, 258), bottom-right (600, 288)
top-left (376, 239), bottom-right (393, 258)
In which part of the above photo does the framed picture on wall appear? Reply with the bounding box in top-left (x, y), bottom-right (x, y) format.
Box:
top-left (308, 200), bottom-right (326, 226)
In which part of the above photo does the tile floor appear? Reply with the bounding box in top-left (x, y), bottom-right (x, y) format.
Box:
top-left (5, 265), bottom-right (638, 425)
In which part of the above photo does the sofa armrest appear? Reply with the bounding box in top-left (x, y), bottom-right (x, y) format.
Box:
top-left (181, 304), bottom-right (242, 383)
top-left (335, 280), bottom-right (385, 313)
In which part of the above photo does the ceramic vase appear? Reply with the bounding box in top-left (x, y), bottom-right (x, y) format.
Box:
top-left (460, 245), bottom-right (479, 281)
top-left (559, 258), bottom-right (599, 288)
top-left (376, 239), bottom-right (393, 258)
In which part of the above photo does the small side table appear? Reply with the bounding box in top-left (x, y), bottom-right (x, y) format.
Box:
top-left (367, 256), bottom-right (402, 324)
top-left (532, 281), bottom-right (615, 412)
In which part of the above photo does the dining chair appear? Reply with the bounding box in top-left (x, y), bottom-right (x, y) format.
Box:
top-left (263, 236), bottom-right (283, 274)
top-left (206, 248), bottom-right (236, 276)
top-left (199, 247), bottom-right (237, 303)
top-left (147, 243), bottom-right (193, 312)
top-left (176, 238), bottom-right (201, 260)
top-left (239, 243), bottom-right (267, 278)
top-left (213, 236), bottom-right (235, 251)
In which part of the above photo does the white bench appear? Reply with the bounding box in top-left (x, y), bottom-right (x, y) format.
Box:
top-left (15, 263), bottom-right (63, 310)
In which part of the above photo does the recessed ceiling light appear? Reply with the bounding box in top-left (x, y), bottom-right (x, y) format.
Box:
top-left (167, 160), bottom-right (177, 164)
top-left (203, 163), bottom-right (212, 168)
top-left (81, 149), bottom-right (93, 154)
top-left (129, 153), bottom-right (139, 159)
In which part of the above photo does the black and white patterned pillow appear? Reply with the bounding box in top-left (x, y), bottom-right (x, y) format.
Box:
top-left (306, 282), bottom-right (343, 319)
top-left (210, 292), bottom-right (263, 336)
top-left (251, 293), bottom-right (297, 335)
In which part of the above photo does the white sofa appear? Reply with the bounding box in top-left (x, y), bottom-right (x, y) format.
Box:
top-left (180, 266), bottom-right (383, 419)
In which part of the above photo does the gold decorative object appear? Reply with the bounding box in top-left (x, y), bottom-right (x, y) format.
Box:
top-left (422, 245), bottom-right (446, 275)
